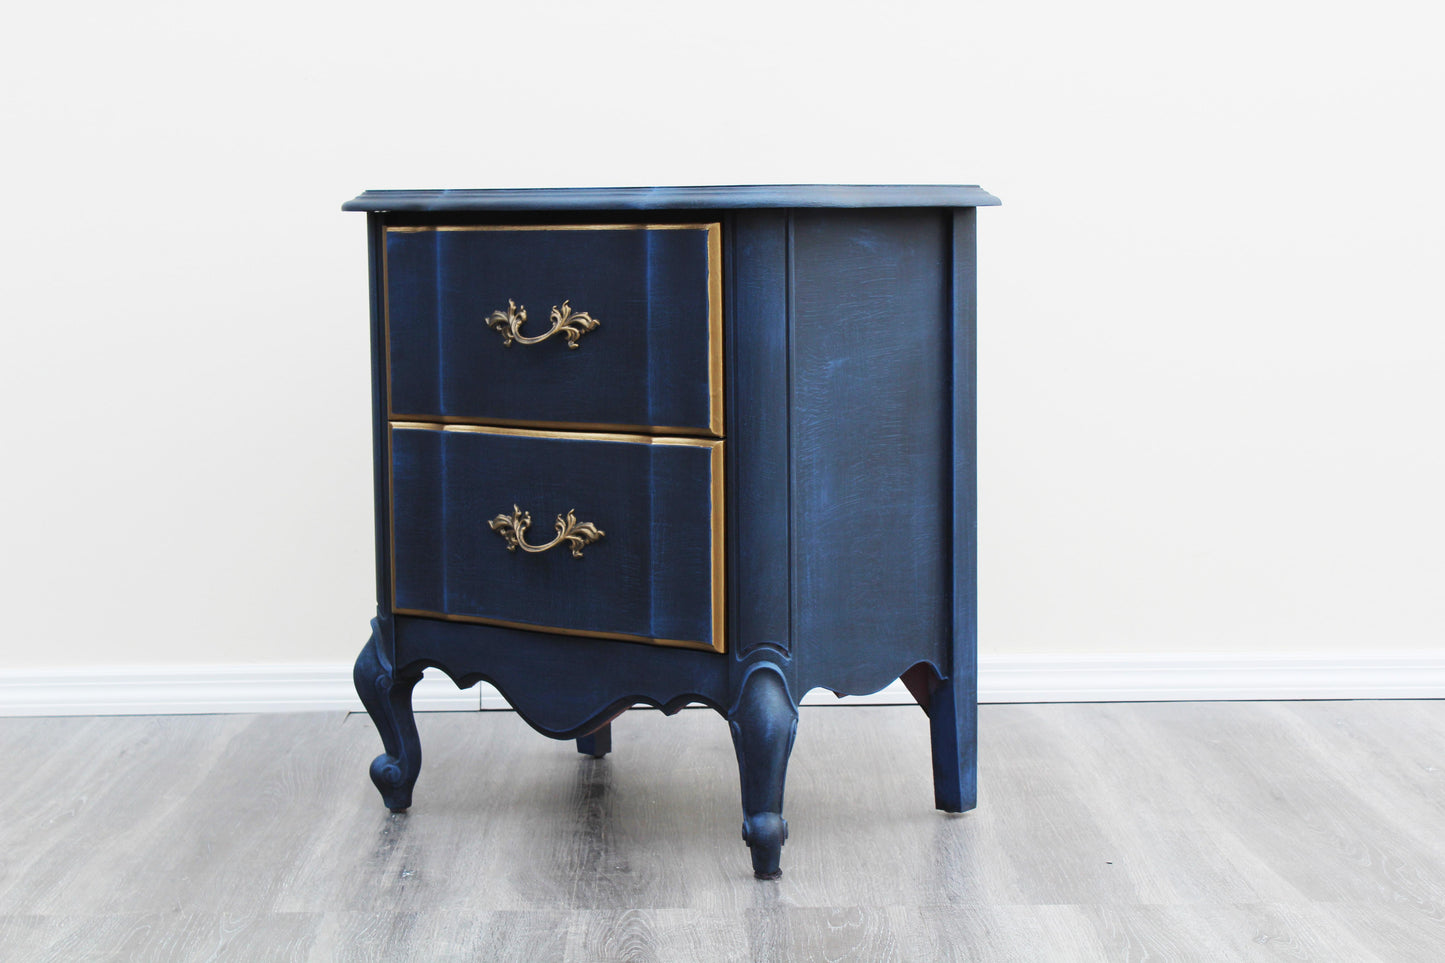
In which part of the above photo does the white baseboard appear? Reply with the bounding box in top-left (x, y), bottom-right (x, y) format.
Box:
top-left (1, 653), bottom-right (1442, 717)
top-left (975, 653), bottom-right (1445, 703)
top-left (0, 665), bottom-right (479, 717)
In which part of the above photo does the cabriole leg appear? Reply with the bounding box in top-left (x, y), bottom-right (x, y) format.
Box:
top-left (353, 622), bottom-right (423, 812)
top-left (728, 665), bottom-right (798, 879)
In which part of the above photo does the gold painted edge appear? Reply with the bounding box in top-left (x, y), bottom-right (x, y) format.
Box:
top-left (391, 608), bottom-right (721, 652)
top-left (390, 421), bottom-right (718, 448)
top-left (389, 412), bottom-right (717, 438)
top-left (711, 440), bottom-right (726, 654)
top-left (387, 424), bottom-right (726, 653)
top-left (387, 223), bottom-right (718, 233)
top-left (707, 223), bottom-right (724, 438)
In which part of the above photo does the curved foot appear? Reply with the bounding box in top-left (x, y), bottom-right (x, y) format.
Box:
top-left (741, 811), bottom-right (788, 879)
top-left (354, 620), bottom-right (423, 811)
top-left (728, 665), bottom-right (797, 879)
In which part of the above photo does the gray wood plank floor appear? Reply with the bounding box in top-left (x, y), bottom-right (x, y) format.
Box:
top-left (1, 700), bottom-right (1442, 961)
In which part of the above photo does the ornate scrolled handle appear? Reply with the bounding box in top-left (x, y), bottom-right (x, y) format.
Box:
top-left (485, 299), bottom-right (599, 349)
top-left (488, 504), bottom-right (604, 558)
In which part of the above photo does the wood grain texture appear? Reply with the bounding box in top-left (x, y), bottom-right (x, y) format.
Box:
top-left (788, 209), bottom-right (953, 697)
top-left (3, 702), bottom-right (1445, 960)
top-left (725, 211), bottom-right (792, 659)
top-left (390, 616), bottom-right (728, 737)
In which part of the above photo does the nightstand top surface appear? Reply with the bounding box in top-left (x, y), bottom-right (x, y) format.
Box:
top-left (343, 184), bottom-right (1000, 213)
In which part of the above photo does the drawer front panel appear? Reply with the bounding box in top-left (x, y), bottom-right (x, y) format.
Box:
top-left (390, 425), bottom-right (723, 651)
top-left (386, 224), bottom-right (721, 435)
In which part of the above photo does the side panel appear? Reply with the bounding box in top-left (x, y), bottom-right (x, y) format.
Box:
top-left (789, 210), bottom-right (953, 695)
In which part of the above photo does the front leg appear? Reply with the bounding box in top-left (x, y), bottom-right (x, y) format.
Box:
top-left (727, 664), bottom-right (798, 879)
top-left (353, 621), bottom-right (423, 812)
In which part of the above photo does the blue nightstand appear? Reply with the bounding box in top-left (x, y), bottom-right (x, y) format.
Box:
top-left (344, 185), bottom-right (999, 878)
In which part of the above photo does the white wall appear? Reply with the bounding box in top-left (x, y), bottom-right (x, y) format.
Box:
top-left (1, 1), bottom-right (1441, 671)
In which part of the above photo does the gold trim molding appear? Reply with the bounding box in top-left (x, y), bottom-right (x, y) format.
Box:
top-left (386, 223), bottom-right (719, 233)
top-left (388, 412), bottom-right (717, 438)
top-left (389, 420), bottom-right (718, 448)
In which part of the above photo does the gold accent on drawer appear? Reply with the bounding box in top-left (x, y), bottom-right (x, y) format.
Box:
top-left (388, 223), bottom-right (715, 233)
top-left (388, 413), bottom-right (718, 438)
top-left (489, 505), bottom-right (604, 557)
top-left (486, 299), bottom-right (600, 349)
top-left (388, 421), bottom-right (717, 447)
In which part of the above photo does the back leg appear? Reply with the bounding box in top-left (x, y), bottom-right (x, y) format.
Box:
top-left (576, 722), bottom-right (612, 758)
top-left (902, 661), bottom-right (976, 812)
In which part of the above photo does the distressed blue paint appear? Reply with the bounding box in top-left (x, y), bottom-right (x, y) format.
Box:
top-left (388, 427), bottom-right (445, 606)
top-left (350, 186), bottom-right (996, 878)
top-left (384, 228), bottom-right (441, 415)
top-left (789, 210), bottom-right (954, 696)
top-left (354, 619), bottom-right (421, 811)
top-left (727, 212), bottom-right (793, 657)
top-left (728, 663), bottom-right (797, 879)
top-left (393, 615), bottom-right (729, 737)
top-left (387, 226), bottom-right (714, 432)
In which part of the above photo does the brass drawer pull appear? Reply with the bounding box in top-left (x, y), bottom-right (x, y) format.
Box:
top-left (489, 504), bottom-right (604, 558)
top-left (486, 299), bottom-right (600, 349)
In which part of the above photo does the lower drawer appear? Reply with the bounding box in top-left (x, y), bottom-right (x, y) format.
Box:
top-left (389, 424), bottom-right (723, 652)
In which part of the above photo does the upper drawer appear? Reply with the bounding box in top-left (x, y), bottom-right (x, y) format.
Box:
top-left (385, 223), bottom-right (722, 436)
